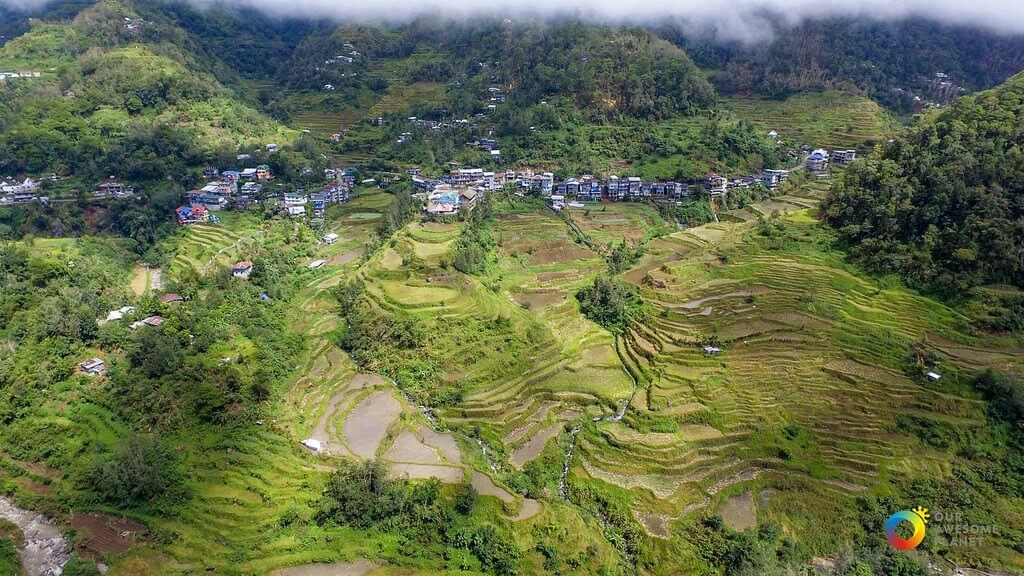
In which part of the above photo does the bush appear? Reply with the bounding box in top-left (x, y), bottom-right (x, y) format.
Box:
top-left (576, 274), bottom-right (642, 332)
top-left (62, 556), bottom-right (101, 576)
top-left (85, 434), bottom-right (187, 510)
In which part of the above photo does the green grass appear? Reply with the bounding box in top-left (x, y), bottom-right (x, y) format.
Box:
top-left (724, 90), bottom-right (902, 148)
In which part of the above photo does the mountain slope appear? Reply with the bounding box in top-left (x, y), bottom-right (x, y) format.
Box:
top-left (671, 18), bottom-right (1024, 114)
top-left (822, 71), bottom-right (1024, 295)
top-left (0, 0), bottom-right (295, 181)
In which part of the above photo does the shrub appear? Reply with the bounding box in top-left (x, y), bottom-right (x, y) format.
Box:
top-left (85, 434), bottom-right (187, 510)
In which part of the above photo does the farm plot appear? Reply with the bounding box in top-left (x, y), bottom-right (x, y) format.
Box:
top-left (568, 206), bottom-right (1022, 545)
top-left (724, 90), bottom-right (901, 148)
top-left (567, 202), bottom-right (674, 246)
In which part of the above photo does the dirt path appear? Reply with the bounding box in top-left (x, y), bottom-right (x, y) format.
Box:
top-left (0, 496), bottom-right (69, 576)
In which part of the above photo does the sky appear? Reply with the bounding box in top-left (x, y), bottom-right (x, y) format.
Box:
top-left (5, 0), bottom-right (1024, 43)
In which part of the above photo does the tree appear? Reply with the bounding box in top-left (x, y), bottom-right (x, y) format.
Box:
top-left (576, 274), bottom-right (642, 332)
top-left (85, 434), bottom-right (187, 509)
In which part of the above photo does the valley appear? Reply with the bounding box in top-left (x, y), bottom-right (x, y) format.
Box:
top-left (0, 2), bottom-right (1023, 576)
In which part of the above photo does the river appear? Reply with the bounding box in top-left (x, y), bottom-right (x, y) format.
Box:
top-left (0, 497), bottom-right (69, 576)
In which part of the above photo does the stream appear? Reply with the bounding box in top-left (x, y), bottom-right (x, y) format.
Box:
top-left (0, 496), bottom-right (70, 576)
top-left (558, 336), bottom-right (643, 499)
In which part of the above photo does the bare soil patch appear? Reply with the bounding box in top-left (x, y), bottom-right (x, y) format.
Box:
top-left (718, 492), bottom-right (757, 531)
top-left (634, 511), bottom-right (672, 539)
top-left (391, 463), bottom-right (464, 483)
top-left (271, 560), bottom-right (376, 576)
top-left (385, 430), bottom-right (441, 464)
top-left (328, 249), bottom-right (362, 266)
top-left (509, 423), bottom-right (561, 469)
top-left (70, 512), bottom-right (147, 557)
top-left (311, 374), bottom-right (384, 456)
top-left (514, 290), bottom-right (566, 310)
top-left (526, 242), bottom-right (594, 266)
top-left (536, 271), bottom-right (576, 282)
top-left (507, 499), bottom-right (542, 522)
top-left (418, 426), bottom-right (462, 464)
top-left (471, 471), bottom-right (514, 503)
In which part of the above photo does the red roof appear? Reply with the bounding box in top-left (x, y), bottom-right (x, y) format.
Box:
top-left (159, 293), bottom-right (184, 303)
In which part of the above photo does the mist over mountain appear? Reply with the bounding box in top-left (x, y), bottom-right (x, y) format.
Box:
top-left (107, 0), bottom-right (1024, 42)
top-left (5, 0), bottom-right (1024, 42)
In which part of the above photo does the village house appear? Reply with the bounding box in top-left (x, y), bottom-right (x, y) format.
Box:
top-left (310, 192), bottom-right (327, 219)
top-left (705, 173), bottom-right (728, 197)
top-left (425, 185), bottom-right (479, 216)
top-left (100, 306), bottom-right (135, 324)
top-left (130, 315), bottom-right (164, 329)
top-left (283, 193), bottom-right (307, 218)
top-left (832, 149), bottom-right (857, 165)
top-left (160, 293), bottom-right (185, 305)
top-left (240, 181), bottom-right (263, 198)
top-left (176, 204), bottom-right (210, 225)
top-left (0, 177), bottom-right (40, 204)
top-left (232, 261), bottom-right (253, 280)
top-left (79, 358), bottom-right (106, 376)
top-left (323, 232), bottom-right (340, 245)
top-left (93, 179), bottom-right (134, 199)
top-left (762, 169), bottom-right (790, 189)
top-left (807, 149), bottom-right (830, 172)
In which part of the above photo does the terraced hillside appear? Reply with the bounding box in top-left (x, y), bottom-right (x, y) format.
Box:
top-left (724, 91), bottom-right (901, 148)
top-left (162, 213), bottom-right (266, 279)
top-left (565, 198), bottom-right (1024, 564)
top-left (331, 190), bottom-right (1022, 571)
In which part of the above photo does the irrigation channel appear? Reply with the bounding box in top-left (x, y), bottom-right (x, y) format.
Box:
top-left (0, 496), bottom-right (70, 576)
top-left (558, 335), bottom-right (642, 499)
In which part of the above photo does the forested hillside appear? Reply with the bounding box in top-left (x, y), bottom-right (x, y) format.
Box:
top-left (822, 71), bottom-right (1024, 297)
top-left (0, 0), bottom-right (295, 182)
top-left (671, 19), bottom-right (1024, 114)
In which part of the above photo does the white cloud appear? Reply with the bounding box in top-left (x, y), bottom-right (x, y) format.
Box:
top-left (4, 0), bottom-right (1024, 42)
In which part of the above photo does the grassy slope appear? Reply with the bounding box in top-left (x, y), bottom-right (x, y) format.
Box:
top-left (723, 90), bottom-right (902, 148)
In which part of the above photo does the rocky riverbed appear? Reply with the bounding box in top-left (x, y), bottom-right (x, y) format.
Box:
top-left (0, 496), bottom-right (69, 576)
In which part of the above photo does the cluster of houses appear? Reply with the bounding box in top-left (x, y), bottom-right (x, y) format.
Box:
top-left (1, 175), bottom-right (139, 205)
top-left (412, 144), bottom-right (858, 214)
top-left (424, 185), bottom-right (479, 216)
top-left (413, 165), bottom-right (783, 205)
top-left (184, 165), bottom-right (273, 211)
top-left (0, 177), bottom-right (41, 205)
top-left (0, 71), bottom-right (41, 82)
top-left (176, 165), bottom-right (355, 225)
top-left (92, 178), bottom-right (136, 200)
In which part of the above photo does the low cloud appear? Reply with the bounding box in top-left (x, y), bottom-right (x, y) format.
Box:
top-left (182, 0), bottom-right (1024, 41)
top-left (5, 0), bottom-right (1024, 42)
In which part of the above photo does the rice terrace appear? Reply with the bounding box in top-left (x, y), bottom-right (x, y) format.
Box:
top-left (1, 2), bottom-right (1023, 575)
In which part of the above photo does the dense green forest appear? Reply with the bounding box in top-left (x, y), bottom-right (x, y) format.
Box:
top-left (822, 71), bottom-right (1024, 298)
top-left (670, 19), bottom-right (1024, 114)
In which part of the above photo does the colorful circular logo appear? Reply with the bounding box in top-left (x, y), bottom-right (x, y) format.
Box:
top-left (885, 510), bottom-right (927, 550)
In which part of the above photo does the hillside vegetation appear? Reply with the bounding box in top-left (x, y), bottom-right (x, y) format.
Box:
top-left (823, 71), bottom-right (1024, 296)
top-left (723, 90), bottom-right (901, 149)
top-left (0, 0), bottom-right (294, 181)
top-left (675, 18), bottom-right (1024, 114)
